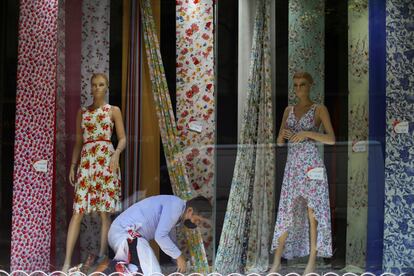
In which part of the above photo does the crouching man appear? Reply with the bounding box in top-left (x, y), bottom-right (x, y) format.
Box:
top-left (107, 195), bottom-right (211, 275)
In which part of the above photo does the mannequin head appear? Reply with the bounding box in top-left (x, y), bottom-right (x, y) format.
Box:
top-left (91, 73), bottom-right (109, 100)
top-left (293, 71), bottom-right (313, 100)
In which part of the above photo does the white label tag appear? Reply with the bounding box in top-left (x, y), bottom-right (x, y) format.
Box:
top-left (188, 121), bottom-right (203, 133)
top-left (394, 121), bottom-right (409, 134)
top-left (306, 167), bottom-right (325, 180)
top-left (33, 160), bottom-right (48, 172)
top-left (352, 141), bottom-right (367, 152)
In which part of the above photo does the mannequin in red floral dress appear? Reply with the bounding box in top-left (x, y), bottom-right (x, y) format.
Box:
top-left (62, 73), bottom-right (126, 272)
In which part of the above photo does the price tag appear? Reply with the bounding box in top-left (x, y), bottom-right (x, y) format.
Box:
top-left (189, 121), bottom-right (203, 133)
top-left (33, 160), bottom-right (48, 172)
top-left (306, 167), bottom-right (325, 180)
top-left (393, 121), bottom-right (409, 134)
top-left (352, 141), bottom-right (367, 152)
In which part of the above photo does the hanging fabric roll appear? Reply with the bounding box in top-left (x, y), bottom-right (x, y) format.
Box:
top-left (346, 0), bottom-right (369, 269)
top-left (139, 0), bottom-right (209, 273)
top-left (123, 0), bottom-right (143, 208)
top-left (214, 0), bottom-right (275, 274)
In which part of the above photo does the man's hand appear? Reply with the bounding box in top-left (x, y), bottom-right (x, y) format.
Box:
top-left (176, 254), bottom-right (187, 273)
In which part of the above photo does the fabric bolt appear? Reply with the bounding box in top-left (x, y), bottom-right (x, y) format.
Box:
top-left (176, 0), bottom-right (215, 262)
top-left (238, 0), bottom-right (257, 137)
top-left (214, 0), bottom-right (275, 273)
top-left (271, 105), bottom-right (332, 259)
top-left (288, 0), bottom-right (324, 105)
top-left (54, 0), bottom-right (67, 267)
top-left (11, 0), bottom-right (59, 271)
top-left (79, 0), bottom-right (111, 259)
top-left (80, 0), bottom-right (110, 107)
top-left (383, 0), bottom-right (414, 273)
top-left (346, 0), bottom-right (369, 268)
top-left (123, 0), bottom-right (143, 207)
top-left (73, 104), bottom-right (122, 214)
top-left (139, 0), bottom-right (161, 200)
top-left (122, 0), bottom-right (161, 209)
top-left (65, 0), bottom-right (83, 264)
top-left (139, 0), bottom-right (209, 272)
top-left (366, 0), bottom-right (386, 271)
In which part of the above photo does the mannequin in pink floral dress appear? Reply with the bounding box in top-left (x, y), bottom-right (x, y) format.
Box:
top-left (62, 73), bottom-right (126, 272)
top-left (269, 72), bottom-right (335, 275)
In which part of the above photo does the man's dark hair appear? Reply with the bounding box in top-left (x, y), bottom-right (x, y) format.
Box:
top-left (185, 195), bottom-right (212, 217)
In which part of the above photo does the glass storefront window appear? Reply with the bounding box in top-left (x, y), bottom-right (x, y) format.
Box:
top-left (0, 0), bottom-right (413, 275)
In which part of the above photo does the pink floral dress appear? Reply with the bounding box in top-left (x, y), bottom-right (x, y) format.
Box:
top-left (272, 104), bottom-right (332, 259)
top-left (73, 104), bottom-right (122, 214)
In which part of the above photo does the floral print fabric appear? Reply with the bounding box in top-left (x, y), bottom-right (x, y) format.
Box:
top-left (80, 0), bottom-right (110, 106)
top-left (176, 0), bottom-right (215, 262)
top-left (11, 0), bottom-right (59, 271)
top-left (346, 0), bottom-right (369, 268)
top-left (73, 104), bottom-right (122, 214)
top-left (271, 104), bottom-right (332, 259)
top-left (383, 0), bottom-right (414, 272)
top-left (140, 0), bottom-right (209, 272)
top-left (214, 0), bottom-right (275, 273)
top-left (288, 0), bottom-right (324, 105)
top-left (55, 0), bottom-right (67, 266)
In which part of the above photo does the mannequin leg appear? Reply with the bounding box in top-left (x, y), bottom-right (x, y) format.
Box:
top-left (99, 211), bottom-right (111, 257)
top-left (303, 207), bottom-right (318, 275)
top-left (62, 212), bottom-right (84, 271)
top-left (269, 231), bottom-right (288, 273)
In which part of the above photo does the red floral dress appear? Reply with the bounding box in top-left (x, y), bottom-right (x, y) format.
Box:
top-left (73, 104), bottom-right (122, 214)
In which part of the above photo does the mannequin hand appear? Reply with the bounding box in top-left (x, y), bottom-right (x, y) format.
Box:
top-left (282, 129), bottom-right (293, 140)
top-left (289, 131), bottom-right (308, 143)
top-left (176, 255), bottom-right (187, 273)
top-left (69, 166), bottom-right (76, 186)
top-left (109, 152), bottom-right (120, 172)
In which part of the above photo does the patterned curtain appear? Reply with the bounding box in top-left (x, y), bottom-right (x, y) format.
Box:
top-left (54, 0), bottom-right (67, 267)
top-left (139, 0), bottom-right (209, 273)
top-left (288, 0), bottom-right (324, 105)
top-left (346, 0), bottom-right (369, 269)
top-left (11, 0), bottom-right (59, 271)
top-left (176, 0), bottom-right (215, 262)
top-left (214, 0), bottom-right (275, 274)
top-left (383, 0), bottom-right (414, 272)
top-left (123, 0), bottom-right (143, 207)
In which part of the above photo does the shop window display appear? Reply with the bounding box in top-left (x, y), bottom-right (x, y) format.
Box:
top-left (0, 0), bottom-right (413, 275)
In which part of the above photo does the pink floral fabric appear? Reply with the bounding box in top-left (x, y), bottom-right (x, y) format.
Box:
top-left (73, 104), bottom-right (122, 213)
top-left (272, 104), bottom-right (332, 259)
top-left (55, 0), bottom-right (67, 266)
top-left (11, 0), bottom-right (59, 271)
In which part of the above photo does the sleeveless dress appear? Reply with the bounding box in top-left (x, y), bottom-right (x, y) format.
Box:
top-left (271, 104), bottom-right (332, 259)
top-left (73, 104), bottom-right (122, 214)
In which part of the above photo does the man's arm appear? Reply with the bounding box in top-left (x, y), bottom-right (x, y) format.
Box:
top-left (154, 201), bottom-right (184, 259)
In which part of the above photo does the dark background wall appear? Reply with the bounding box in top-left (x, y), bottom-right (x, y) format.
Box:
top-left (325, 0), bottom-right (348, 268)
top-left (214, 0), bottom-right (238, 249)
